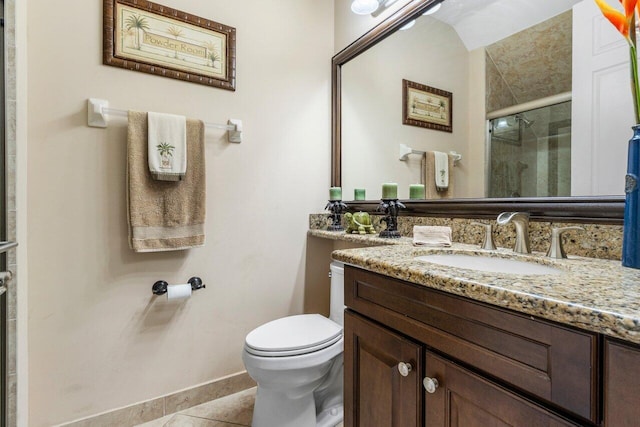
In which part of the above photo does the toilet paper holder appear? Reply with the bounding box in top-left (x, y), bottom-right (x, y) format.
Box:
top-left (152, 277), bottom-right (205, 295)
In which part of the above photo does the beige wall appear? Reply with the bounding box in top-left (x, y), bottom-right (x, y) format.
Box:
top-left (467, 48), bottom-right (488, 198)
top-left (25, 0), bottom-right (333, 425)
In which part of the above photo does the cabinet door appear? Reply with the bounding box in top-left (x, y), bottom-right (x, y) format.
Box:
top-left (604, 339), bottom-right (640, 426)
top-left (344, 310), bottom-right (423, 427)
top-left (425, 352), bottom-right (579, 427)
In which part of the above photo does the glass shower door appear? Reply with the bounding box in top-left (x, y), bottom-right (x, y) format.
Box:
top-left (488, 101), bottom-right (572, 198)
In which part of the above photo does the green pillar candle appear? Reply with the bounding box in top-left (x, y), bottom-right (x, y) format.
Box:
top-left (354, 188), bottom-right (366, 200)
top-left (381, 183), bottom-right (398, 199)
top-left (409, 184), bottom-right (425, 199)
top-left (329, 187), bottom-right (342, 201)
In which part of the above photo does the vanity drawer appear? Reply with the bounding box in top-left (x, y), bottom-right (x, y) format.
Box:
top-left (344, 266), bottom-right (598, 424)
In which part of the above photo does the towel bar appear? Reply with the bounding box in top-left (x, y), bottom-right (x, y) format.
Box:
top-left (0, 241), bottom-right (17, 255)
top-left (87, 98), bottom-right (243, 143)
top-left (398, 144), bottom-right (462, 165)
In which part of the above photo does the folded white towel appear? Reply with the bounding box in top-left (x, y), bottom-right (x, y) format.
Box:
top-left (434, 151), bottom-right (449, 191)
top-left (413, 226), bottom-right (452, 247)
top-left (148, 112), bottom-right (187, 181)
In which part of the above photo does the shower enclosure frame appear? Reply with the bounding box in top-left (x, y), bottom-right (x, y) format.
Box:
top-left (0, 1), bottom-right (6, 423)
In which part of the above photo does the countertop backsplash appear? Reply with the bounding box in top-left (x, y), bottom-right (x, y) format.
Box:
top-left (309, 213), bottom-right (623, 261)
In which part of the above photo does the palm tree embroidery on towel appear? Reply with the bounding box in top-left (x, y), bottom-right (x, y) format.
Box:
top-left (156, 142), bottom-right (175, 169)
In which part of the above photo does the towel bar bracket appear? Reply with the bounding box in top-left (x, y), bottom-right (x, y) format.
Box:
top-left (88, 98), bottom-right (109, 128)
top-left (87, 98), bottom-right (243, 143)
top-left (227, 119), bottom-right (242, 143)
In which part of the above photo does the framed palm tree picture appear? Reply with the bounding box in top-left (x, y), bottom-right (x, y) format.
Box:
top-left (402, 79), bottom-right (452, 132)
top-left (103, 0), bottom-right (236, 90)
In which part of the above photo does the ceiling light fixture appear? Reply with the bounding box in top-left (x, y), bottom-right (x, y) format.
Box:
top-left (400, 19), bottom-right (416, 30)
top-left (495, 118), bottom-right (509, 129)
top-left (350, 0), bottom-right (380, 15)
top-left (422, 2), bottom-right (441, 15)
top-left (351, 0), bottom-right (404, 17)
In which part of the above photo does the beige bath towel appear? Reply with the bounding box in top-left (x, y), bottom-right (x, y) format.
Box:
top-left (423, 152), bottom-right (455, 199)
top-left (127, 111), bottom-right (206, 252)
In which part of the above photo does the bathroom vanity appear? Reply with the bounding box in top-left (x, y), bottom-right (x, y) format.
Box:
top-left (330, 243), bottom-right (640, 427)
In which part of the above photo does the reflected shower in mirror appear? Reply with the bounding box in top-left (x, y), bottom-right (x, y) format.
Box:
top-left (338, 0), bottom-right (633, 201)
top-left (488, 101), bottom-right (572, 198)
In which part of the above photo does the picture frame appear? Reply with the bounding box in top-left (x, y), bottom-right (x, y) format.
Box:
top-left (103, 0), bottom-right (236, 91)
top-left (402, 79), bottom-right (452, 132)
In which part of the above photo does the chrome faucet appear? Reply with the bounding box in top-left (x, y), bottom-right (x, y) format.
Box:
top-left (497, 212), bottom-right (531, 254)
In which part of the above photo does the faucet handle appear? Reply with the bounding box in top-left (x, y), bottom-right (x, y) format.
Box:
top-left (471, 222), bottom-right (497, 250)
top-left (546, 226), bottom-right (584, 259)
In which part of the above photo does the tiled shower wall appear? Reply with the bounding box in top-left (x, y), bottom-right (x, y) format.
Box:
top-left (5, 0), bottom-right (18, 424)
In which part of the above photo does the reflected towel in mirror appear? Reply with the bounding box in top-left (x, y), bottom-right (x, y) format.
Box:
top-left (424, 152), bottom-right (455, 199)
top-left (434, 151), bottom-right (449, 190)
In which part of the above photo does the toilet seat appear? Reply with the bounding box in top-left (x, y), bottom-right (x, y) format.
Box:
top-left (245, 314), bottom-right (342, 357)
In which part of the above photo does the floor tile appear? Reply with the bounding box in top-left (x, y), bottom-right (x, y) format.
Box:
top-left (135, 388), bottom-right (255, 427)
top-left (180, 387), bottom-right (255, 425)
top-left (163, 414), bottom-right (243, 427)
top-left (135, 413), bottom-right (175, 427)
top-left (135, 386), bottom-right (345, 427)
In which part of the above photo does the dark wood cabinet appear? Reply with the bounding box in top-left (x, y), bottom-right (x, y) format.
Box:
top-left (343, 265), bottom-right (599, 427)
top-left (604, 338), bottom-right (640, 426)
top-left (425, 352), bottom-right (578, 426)
top-left (344, 310), bottom-right (423, 427)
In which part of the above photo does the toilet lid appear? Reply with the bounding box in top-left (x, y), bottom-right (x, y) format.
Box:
top-left (245, 314), bottom-right (342, 357)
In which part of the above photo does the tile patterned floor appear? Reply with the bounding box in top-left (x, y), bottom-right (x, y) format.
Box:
top-left (137, 388), bottom-right (256, 427)
top-left (136, 387), bottom-right (344, 427)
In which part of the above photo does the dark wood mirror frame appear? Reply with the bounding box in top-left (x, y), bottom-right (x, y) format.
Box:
top-left (331, 0), bottom-right (624, 224)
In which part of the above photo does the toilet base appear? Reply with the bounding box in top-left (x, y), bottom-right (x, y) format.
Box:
top-left (252, 388), bottom-right (343, 427)
top-left (317, 404), bottom-right (343, 427)
top-left (249, 357), bottom-right (344, 427)
top-left (252, 386), bottom-right (316, 427)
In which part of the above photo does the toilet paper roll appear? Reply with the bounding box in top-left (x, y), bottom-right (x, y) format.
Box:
top-left (167, 283), bottom-right (192, 300)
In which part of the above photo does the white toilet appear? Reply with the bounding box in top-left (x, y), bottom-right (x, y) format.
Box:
top-left (242, 262), bottom-right (345, 427)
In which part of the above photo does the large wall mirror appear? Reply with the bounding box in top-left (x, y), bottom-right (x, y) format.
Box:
top-left (332, 0), bottom-right (625, 222)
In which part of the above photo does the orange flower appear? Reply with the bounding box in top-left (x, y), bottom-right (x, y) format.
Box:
top-left (623, 0), bottom-right (638, 18)
top-left (595, 0), bottom-right (637, 39)
top-left (595, 0), bottom-right (640, 123)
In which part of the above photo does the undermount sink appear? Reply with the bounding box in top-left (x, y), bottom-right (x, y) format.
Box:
top-left (415, 253), bottom-right (563, 276)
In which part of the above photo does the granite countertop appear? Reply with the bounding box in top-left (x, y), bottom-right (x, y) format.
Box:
top-left (312, 230), bottom-right (640, 345)
top-left (308, 229), bottom-right (411, 246)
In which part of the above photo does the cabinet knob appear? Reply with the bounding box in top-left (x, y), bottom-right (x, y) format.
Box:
top-left (423, 377), bottom-right (439, 394)
top-left (397, 362), bottom-right (412, 377)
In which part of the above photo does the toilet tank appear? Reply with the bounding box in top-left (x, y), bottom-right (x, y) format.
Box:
top-left (329, 262), bottom-right (345, 327)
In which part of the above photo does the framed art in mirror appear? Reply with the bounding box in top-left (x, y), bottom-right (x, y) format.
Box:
top-left (402, 79), bottom-right (452, 132)
top-left (103, 0), bottom-right (236, 90)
